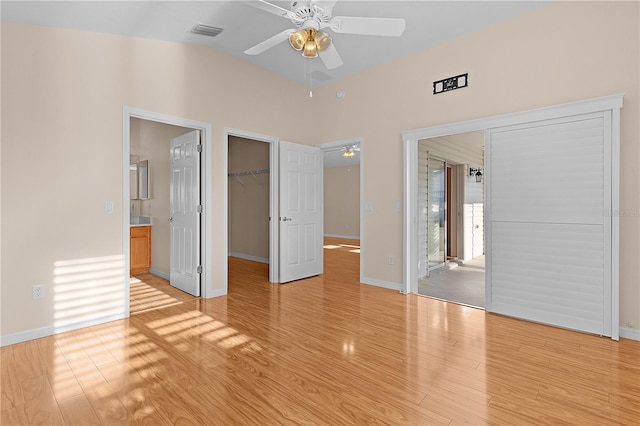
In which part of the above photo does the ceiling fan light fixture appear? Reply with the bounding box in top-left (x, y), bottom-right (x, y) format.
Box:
top-left (302, 38), bottom-right (318, 58)
top-left (315, 31), bottom-right (331, 51)
top-left (289, 29), bottom-right (306, 51)
top-left (245, 0), bottom-right (407, 71)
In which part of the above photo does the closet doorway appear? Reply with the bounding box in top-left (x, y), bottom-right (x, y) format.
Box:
top-left (227, 136), bottom-right (272, 283)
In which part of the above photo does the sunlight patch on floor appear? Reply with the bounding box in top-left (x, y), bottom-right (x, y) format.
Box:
top-left (144, 310), bottom-right (262, 353)
top-left (130, 280), bottom-right (184, 314)
top-left (339, 244), bottom-right (360, 249)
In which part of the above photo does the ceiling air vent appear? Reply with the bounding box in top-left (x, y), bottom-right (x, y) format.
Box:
top-left (190, 24), bottom-right (224, 38)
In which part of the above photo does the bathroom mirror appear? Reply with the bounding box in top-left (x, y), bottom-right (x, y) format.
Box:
top-left (130, 155), bottom-right (139, 200)
top-left (138, 160), bottom-right (149, 200)
top-left (129, 156), bottom-right (150, 200)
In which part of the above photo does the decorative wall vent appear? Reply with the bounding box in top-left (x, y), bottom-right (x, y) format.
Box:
top-left (190, 24), bottom-right (224, 38)
top-left (433, 73), bottom-right (468, 95)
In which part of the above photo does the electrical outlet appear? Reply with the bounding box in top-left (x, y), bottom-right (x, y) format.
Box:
top-left (388, 256), bottom-right (395, 265)
top-left (32, 285), bottom-right (44, 300)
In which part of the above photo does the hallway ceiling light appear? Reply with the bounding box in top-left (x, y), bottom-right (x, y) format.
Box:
top-left (342, 147), bottom-right (355, 158)
top-left (340, 143), bottom-right (360, 159)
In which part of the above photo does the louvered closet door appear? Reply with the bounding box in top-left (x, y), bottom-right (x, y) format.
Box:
top-left (487, 112), bottom-right (612, 336)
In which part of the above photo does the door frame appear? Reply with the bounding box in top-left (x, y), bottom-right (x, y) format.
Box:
top-left (122, 107), bottom-right (213, 316)
top-left (224, 128), bottom-right (279, 284)
top-left (402, 93), bottom-right (622, 339)
top-left (317, 137), bottom-right (365, 285)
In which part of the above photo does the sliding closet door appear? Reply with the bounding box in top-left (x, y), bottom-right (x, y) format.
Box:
top-left (486, 112), bottom-right (612, 336)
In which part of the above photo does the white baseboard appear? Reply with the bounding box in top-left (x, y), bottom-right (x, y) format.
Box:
top-left (205, 287), bottom-right (228, 298)
top-left (228, 252), bottom-right (269, 264)
top-left (620, 326), bottom-right (640, 341)
top-left (360, 276), bottom-right (402, 292)
top-left (324, 234), bottom-right (360, 240)
top-left (149, 268), bottom-right (170, 280)
top-left (0, 313), bottom-right (126, 347)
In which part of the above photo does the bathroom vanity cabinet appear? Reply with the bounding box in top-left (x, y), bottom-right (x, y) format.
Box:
top-left (130, 225), bottom-right (151, 274)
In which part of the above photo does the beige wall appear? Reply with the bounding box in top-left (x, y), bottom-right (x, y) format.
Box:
top-left (228, 136), bottom-right (270, 261)
top-left (1, 1), bottom-right (639, 340)
top-left (312, 1), bottom-right (639, 327)
top-left (131, 118), bottom-right (192, 276)
top-left (324, 166), bottom-right (360, 238)
top-left (1, 22), bottom-right (317, 338)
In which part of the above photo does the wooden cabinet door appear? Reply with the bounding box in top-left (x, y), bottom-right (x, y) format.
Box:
top-left (130, 226), bottom-right (151, 274)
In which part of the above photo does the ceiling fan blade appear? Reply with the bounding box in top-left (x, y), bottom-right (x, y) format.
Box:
top-left (318, 42), bottom-right (343, 69)
top-left (329, 16), bottom-right (406, 36)
top-left (248, 0), bottom-right (296, 20)
top-left (244, 29), bottom-right (295, 55)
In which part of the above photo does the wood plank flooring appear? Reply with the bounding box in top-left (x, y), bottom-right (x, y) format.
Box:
top-left (2, 237), bottom-right (639, 425)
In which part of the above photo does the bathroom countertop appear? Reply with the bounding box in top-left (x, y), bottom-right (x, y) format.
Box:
top-left (130, 216), bottom-right (152, 226)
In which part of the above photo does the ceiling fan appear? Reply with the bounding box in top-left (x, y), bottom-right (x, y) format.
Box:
top-left (244, 0), bottom-right (406, 70)
top-left (324, 143), bottom-right (360, 158)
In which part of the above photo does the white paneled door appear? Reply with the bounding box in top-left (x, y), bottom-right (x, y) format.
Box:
top-left (170, 130), bottom-right (201, 296)
top-left (279, 141), bottom-right (323, 283)
top-left (486, 112), bottom-right (612, 336)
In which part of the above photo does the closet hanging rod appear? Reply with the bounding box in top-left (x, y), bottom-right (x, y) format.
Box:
top-left (227, 168), bottom-right (269, 178)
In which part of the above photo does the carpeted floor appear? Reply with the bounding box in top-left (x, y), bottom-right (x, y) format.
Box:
top-left (418, 256), bottom-right (485, 308)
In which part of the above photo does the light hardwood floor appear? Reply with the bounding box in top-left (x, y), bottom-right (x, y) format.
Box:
top-left (2, 237), bottom-right (639, 425)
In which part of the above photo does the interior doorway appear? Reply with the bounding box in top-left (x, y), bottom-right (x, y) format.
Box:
top-left (129, 118), bottom-right (201, 296)
top-left (227, 136), bottom-right (271, 282)
top-left (415, 132), bottom-right (486, 308)
top-left (318, 138), bottom-right (364, 284)
top-left (225, 133), bottom-right (362, 287)
top-left (122, 107), bottom-right (213, 315)
top-left (224, 129), bottom-right (326, 287)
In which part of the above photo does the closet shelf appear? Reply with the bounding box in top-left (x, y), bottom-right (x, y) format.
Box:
top-left (228, 168), bottom-right (269, 189)
top-left (227, 168), bottom-right (269, 178)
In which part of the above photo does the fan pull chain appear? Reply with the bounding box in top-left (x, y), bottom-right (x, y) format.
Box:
top-left (308, 57), bottom-right (313, 97)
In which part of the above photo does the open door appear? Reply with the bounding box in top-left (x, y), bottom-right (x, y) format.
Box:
top-left (279, 141), bottom-right (323, 283)
top-left (427, 156), bottom-right (447, 274)
top-left (169, 130), bottom-right (201, 296)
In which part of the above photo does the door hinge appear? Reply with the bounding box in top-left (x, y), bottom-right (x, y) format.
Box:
top-left (197, 265), bottom-right (202, 274)
top-left (197, 144), bottom-right (202, 153)
top-left (197, 205), bottom-right (203, 213)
